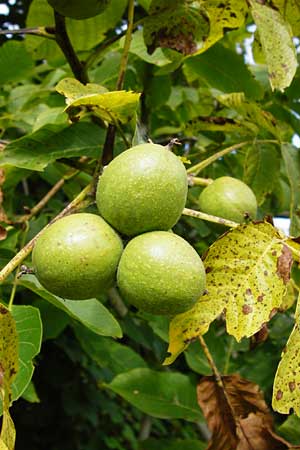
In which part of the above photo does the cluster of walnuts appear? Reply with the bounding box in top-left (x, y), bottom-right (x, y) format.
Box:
top-left (32, 143), bottom-right (257, 316)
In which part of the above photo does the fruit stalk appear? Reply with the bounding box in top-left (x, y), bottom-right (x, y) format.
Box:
top-left (186, 139), bottom-right (280, 176)
top-left (182, 207), bottom-right (239, 228)
top-left (0, 183), bottom-right (92, 283)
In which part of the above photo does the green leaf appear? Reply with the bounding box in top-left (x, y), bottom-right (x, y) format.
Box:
top-left (21, 381), bottom-right (40, 404)
top-left (56, 78), bottom-right (141, 125)
top-left (165, 222), bottom-right (293, 364)
top-left (281, 144), bottom-right (300, 237)
top-left (143, 1), bottom-right (209, 55)
top-left (33, 299), bottom-right (69, 341)
top-left (126, 30), bottom-right (173, 66)
top-left (278, 414), bottom-right (300, 445)
top-left (73, 323), bottom-right (146, 374)
top-left (139, 439), bottom-right (206, 450)
top-left (26, 0), bottom-right (128, 59)
top-left (106, 368), bottom-right (202, 420)
top-left (10, 306), bottom-right (42, 404)
top-left (0, 41), bottom-right (34, 84)
top-left (196, 0), bottom-right (248, 54)
top-left (0, 305), bottom-right (18, 450)
top-left (20, 276), bottom-right (122, 338)
top-left (272, 295), bottom-right (300, 416)
top-left (250, 0), bottom-right (297, 91)
top-left (218, 92), bottom-right (280, 138)
top-left (243, 142), bottom-right (281, 205)
top-left (183, 44), bottom-right (264, 100)
top-left (0, 122), bottom-right (105, 171)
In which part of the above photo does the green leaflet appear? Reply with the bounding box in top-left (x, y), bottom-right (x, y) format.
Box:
top-left (250, 1), bottom-right (297, 91)
top-left (243, 142), bottom-right (281, 206)
top-left (165, 222), bottom-right (295, 364)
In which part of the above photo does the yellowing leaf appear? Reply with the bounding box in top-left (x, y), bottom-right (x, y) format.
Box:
top-left (272, 293), bottom-right (300, 416)
top-left (250, 1), bottom-right (297, 91)
top-left (195, 0), bottom-right (248, 55)
top-left (272, 0), bottom-right (300, 37)
top-left (56, 78), bottom-right (141, 125)
top-left (165, 222), bottom-right (293, 364)
top-left (0, 305), bottom-right (18, 450)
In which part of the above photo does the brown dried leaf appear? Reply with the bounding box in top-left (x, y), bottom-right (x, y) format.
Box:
top-left (197, 374), bottom-right (299, 450)
top-left (0, 226), bottom-right (7, 241)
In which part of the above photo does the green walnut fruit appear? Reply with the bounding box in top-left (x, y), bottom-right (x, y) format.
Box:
top-left (117, 231), bottom-right (206, 315)
top-left (198, 176), bottom-right (257, 224)
top-left (47, 0), bottom-right (110, 20)
top-left (32, 213), bottom-right (123, 300)
top-left (96, 143), bottom-right (188, 236)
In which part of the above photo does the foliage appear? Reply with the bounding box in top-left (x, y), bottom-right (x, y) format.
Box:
top-left (0, 0), bottom-right (300, 449)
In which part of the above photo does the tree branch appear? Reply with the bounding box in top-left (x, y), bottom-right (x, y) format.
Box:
top-left (0, 26), bottom-right (55, 38)
top-left (54, 12), bottom-right (88, 84)
top-left (99, 0), bottom-right (135, 169)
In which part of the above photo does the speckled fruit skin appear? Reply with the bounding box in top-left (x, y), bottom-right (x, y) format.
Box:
top-left (96, 143), bottom-right (188, 236)
top-left (117, 231), bottom-right (206, 315)
top-left (32, 213), bottom-right (123, 300)
top-left (47, 0), bottom-right (110, 19)
top-left (198, 176), bottom-right (257, 224)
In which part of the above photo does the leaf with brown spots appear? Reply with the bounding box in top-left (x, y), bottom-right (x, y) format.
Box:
top-left (143, 1), bottom-right (210, 55)
top-left (0, 304), bottom-right (18, 450)
top-left (197, 374), bottom-right (300, 450)
top-left (272, 293), bottom-right (300, 416)
top-left (165, 222), bottom-right (294, 364)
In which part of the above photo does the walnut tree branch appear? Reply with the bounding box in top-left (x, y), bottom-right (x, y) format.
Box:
top-left (54, 11), bottom-right (88, 84)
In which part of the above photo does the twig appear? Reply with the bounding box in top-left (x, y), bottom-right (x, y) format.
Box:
top-left (8, 225), bottom-right (29, 310)
top-left (0, 26), bottom-right (55, 38)
top-left (188, 175), bottom-right (213, 187)
top-left (187, 139), bottom-right (280, 175)
top-left (99, 0), bottom-right (135, 169)
top-left (0, 183), bottom-right (92, 283)
top-left (183, 207), bottom-right (239, 228)
top-left (54, 12), bottom-right (88, 84)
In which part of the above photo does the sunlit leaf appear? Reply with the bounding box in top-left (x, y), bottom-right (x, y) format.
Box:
top-left (250, 0), bottom-right (297, 91)
top-left (57, 78), bottom-right (141, 125)
top-left (165, 222), bottom-right (294, 364)
top-left (272, 294), bottom-right (300, 416)
top-left (197, 0), bottom-right (248, 54)
top-left (272, 0), bottom-right (300, 36)
top-left (0, 305), bottom-right (18, 450)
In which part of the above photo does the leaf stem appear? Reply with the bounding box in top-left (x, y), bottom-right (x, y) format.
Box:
top-left (223, 336), bottom-right (234, 375)
top-left (187, 139), bottom-right (280, 175)
top-left (54, 12), bottom-right (88, 84)
top-left (199, 336), bottom-right (223, 384)
top-left (0, 183), bottom-right (92, 284)
top-left (182, 207), bottom-right (239, 228)
top-left (99, 0), bottom-right (135, 169)
top-left (0, 26), bottom-right (55, 38)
